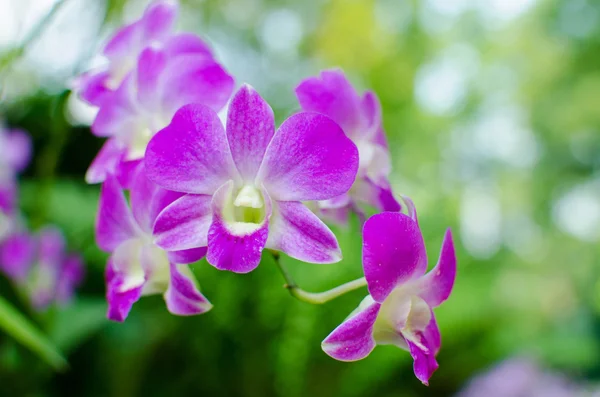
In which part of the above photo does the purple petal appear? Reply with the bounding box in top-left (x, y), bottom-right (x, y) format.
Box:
top-left (164, 262), bottom-right (212, 315)
top-left (91, 74), bottom-right (137, 138)
top-left (95, 176), bottom-right (138, 252)
top-left (361, 91), bottom-right (382, 138)
top-left (163, 33), bottom-right (213, 58)
top-left (362, 212), bottom-right (427, 303)
top-left (74, 70), bottom-right (111, 106)
top-left (105, 256), bottom-right (143, 322)
top-left (319, 205), bottom-right (351, 227)
top-left (153, 194), bottom-right (213, 251)
top-left (38, 227), bottom-right (66, 265)
top-left (129, 163), bottom-right (183, 233)
top-left (295, 69), bottom-right (363, 134)
top-left (158, 55), bottom-right (234, 116)
top-left (267, 201), bottom-right (341, 264)
top-left (145, 104), bottom-right (238, 194)
top-left (407, 316), bottom-right (441, 385)
top-left (0, 232), bottom-right (35, 283)
top-left (56, 254), bottom-right (85, 304)
top-left (136, 47), bottom-right (168, 111)
top-left (0, 183), bottom-right (16, 214)
top-left (85, 139), bottom-right (126, 184)
top-left (167, 247), bottom-right (208, 264)
top-left (226, 85), bottom-right (275, 182)
top-left (353, 177), bottom-right (401, 212)
top-left (402, 195), bottom-right (419, 225)
top-left (4, 129), bottom-right (32, 172)
top-left (206, 181), bottom-right (271, 273)
top-left (419, 229), bottom-right (456, 308)
top-left (322, 298), bottom-right (381, 361)
top-left (139, 0), bottom-right (177, 42)
top-left (258, 112), bottom-right (358, 201)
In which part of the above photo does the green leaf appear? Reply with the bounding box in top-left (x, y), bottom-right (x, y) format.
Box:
top-left (0, 295), bottom-right (67, 371)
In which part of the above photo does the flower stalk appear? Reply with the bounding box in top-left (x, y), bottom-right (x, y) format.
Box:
top-left (271, 251), bottom-right (367, 304)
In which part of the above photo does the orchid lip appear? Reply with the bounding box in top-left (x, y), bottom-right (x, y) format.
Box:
top-left (222, 184), bottom-right (267, 233)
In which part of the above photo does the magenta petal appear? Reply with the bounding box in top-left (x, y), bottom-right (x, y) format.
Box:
top-left (95, 176), bottom-right (138, 252)
top-left (159, 55), bottom-right (234, 116)
top-left (322, 299), bottom-right (381, 361)
top-left (402, 195), bottom-right (419, 225)
top-left (419, 229), bottom-right (456, 308)
top-left (267, 201), bottom-right (341, 264)
top-left (153, 194), bottom-right (213, 251)
top-left (56, 254), bottom-right (85, 304)
top-left (167, 247), bottom-right (208, 264)
top-left (105, 258), bottom-right (143, 322)
top-left (145, 104), bottom-right (238, 194)
top-left (164, 263), bottom-right (212, 316)
top-left (226, 85), bottom-right (275, 182)
top-left (206, 181), bottom-right (270, 273)
top-left (136, 47), bottom-right (168, 111)
top-left (361, 91), bottom-right (382, 136)
top-left (407, 316), bottom-right (441, 385)
top-left (85, 139), bottom-right (126, 184)
top-left (163, 32), bottom-right (213, 58)
top-left (362, 212), bottom-right (427, 303)
top-left (74, 70), bottom-right (111, 106)
top-left (0, 183), bottom-right (16, 214)
top-left (5, 129), bottom-right (32, 172)
top-left (354, 178), bottom-right (401, 212)
top-left (91, 74), bottom-right (137, 138)
top-left (295, 69), bottom-right (363, 133)
top-left (129, 163), bottom-right (183, 233)
top-left (139, 0), bottom-right (177, 41)
top-left (258, 112), bottom-right (358, 201)
top-left (0, 232), bottom-right (35, 283)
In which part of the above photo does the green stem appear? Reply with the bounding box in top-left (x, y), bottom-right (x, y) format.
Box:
top-left (271, 251), bottom-right (367, 304)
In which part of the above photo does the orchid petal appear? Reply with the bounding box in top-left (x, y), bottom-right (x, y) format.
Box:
top-left (419, 229), bottom-right (456, 308)
top-left (56, 255), bottom-right (85, 305)
top-left (153, 194), bottom-right (213, 251)
top-left (0, 232), bottom-right (35, 283)
top-left (163, 32), bottom-right (213, 58)
top-left (95, 176), bottom-right (138, 252)
top-left (74, 70), bottom-right (111, 106)
top-left (322, 297), bottom-right (381, 361)
top-left (258, 112), bottom-right (358, 201)
top-left (226, 85), bottom-right (275, 182)
top-left (5, 129), bottom-right (31, 172)
top-left (407, 315), bottom-right (441, 385)
top-left (266, 201), bottom-right (341, 264)
top-left (361, 91), bottom-right (383, 140)
top-left (145, 104), bottom-right (238, 194)
top-left (105, 255), bottom-right (143, 322)
top-left (206, 181), bottom-right (271, 273)
top-left (91, 74), bottom-right (138, 139)
top-left (164, 263), bottom-right (212, 315)
top-left (167, 247), bottom-right (208, 264)
top-left (139, 0), bottom-right (177, 42)
top-left (295, 69), bottom-right (363, 134)
top-left (353, 177), bottom-right (401, 212)
top-left (0, 183), bottom-right (16, 214)
top-left (85, 139), bottom-right (125, 184)
top-left (362, 212), bottom-right (427, 303)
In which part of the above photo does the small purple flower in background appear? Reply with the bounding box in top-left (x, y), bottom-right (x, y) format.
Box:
top-left (146, 84), bottom-right (359, 274)
top-left (296, 69), bottom-right (401, 225)
top-left (321, 199), bottom-right (456, 385)
top-left (96, 164), bottom-right (211, 322)
top-left (0, 126), bottom-right (31, 217)
top-left (0, 227), bottom-right (84, 310)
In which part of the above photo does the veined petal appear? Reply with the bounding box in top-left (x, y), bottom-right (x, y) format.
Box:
top-left (322, 297), bottom-right (381, 361)
top-left (258, 112), bottom-right (358, 201)
top-left (206, 181), bottom-right (271, 273)
top-left (363, 212), bottom-right (427, 303)
top-left (105, 255), bottom-right (143, 322)
top-left (129, 163), bottom-right (183, 233)
top-left (167, 247), bottom-right (208, 264)
top-left (226, 85), bottom-right (275, 182)
top-left (266, 201), bottom-right (341, 264)
top-left (153, 194), bottom-right (213, 251)
top-left (95, 176), bottom-right (138, 252)
top-left (407, 315), bottom-right (441, 385)
top-left (0, 232), bottom-right (35, 283)
top-left (418, 229), bottom-right (456, 308)
top-left (295, 69), bottom-right (363, 134)
top-left (145, 104), bottom-right (239, 194)
top-left (159, 55), bottom-right (234, 116)
top-left (164, 263), bottom-right (212, 316)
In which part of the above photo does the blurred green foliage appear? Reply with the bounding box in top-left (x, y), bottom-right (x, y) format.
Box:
top-left (1, 0), bottom-right (600, 396)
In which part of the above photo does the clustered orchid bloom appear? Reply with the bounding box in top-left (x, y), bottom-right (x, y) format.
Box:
top-left (96, 165), bottom-right (211, 321)
top-left (296, 69), bottom-right (401, 225)
top-left (0, 227), bottom-right (84, 310)
top-left (321, 200), bottom-right (456, 385)
top-left (80, 0), bottom-right (458, 386)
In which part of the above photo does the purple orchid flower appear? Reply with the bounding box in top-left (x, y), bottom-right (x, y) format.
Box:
top-left (321, 199), bottom-right (456, 385)
top-left (75, 0), bottom-right (212, 107)
top-left (296, 69), bottom-right (401, 225)
top-left (85, 40), bottom-right (234, 187)
top-left (145, 84), bottom-right (359, 274)
top-left (96, 164), bottom-right (211, 322)
top-left (0, 227), bottom-right (84, 310)
top-left (0, 127), bottom-right (31, 216)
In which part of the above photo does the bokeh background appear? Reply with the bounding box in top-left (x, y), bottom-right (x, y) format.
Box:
top-left (1, 0), bottom-right (600, 396)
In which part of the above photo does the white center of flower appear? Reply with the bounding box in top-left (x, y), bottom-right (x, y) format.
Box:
top-left (221, 185), bottom-right (267, 235)
top-left (234, 185), bottom-right (264, 209)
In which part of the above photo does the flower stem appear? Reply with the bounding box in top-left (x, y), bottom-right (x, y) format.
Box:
top-left (271, 251), bottom-right (367, 304)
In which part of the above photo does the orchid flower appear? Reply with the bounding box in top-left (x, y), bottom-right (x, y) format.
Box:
top-left (296, 69), bottom-right (401, 225)
top-left (0, 227), bottom-right (84, 310)
top-left (75, 0), bottom-right (212, 106)
top-left (96, 164), bottom-right (211, 322)
top-left (321, 200), bottom-right (456, 385)
top-left (85, 41), bottom-right (234, 186)
top-left (145, 85), bottom-right (359, 274)
top-left (0, 127), bottom-right (31, 217)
